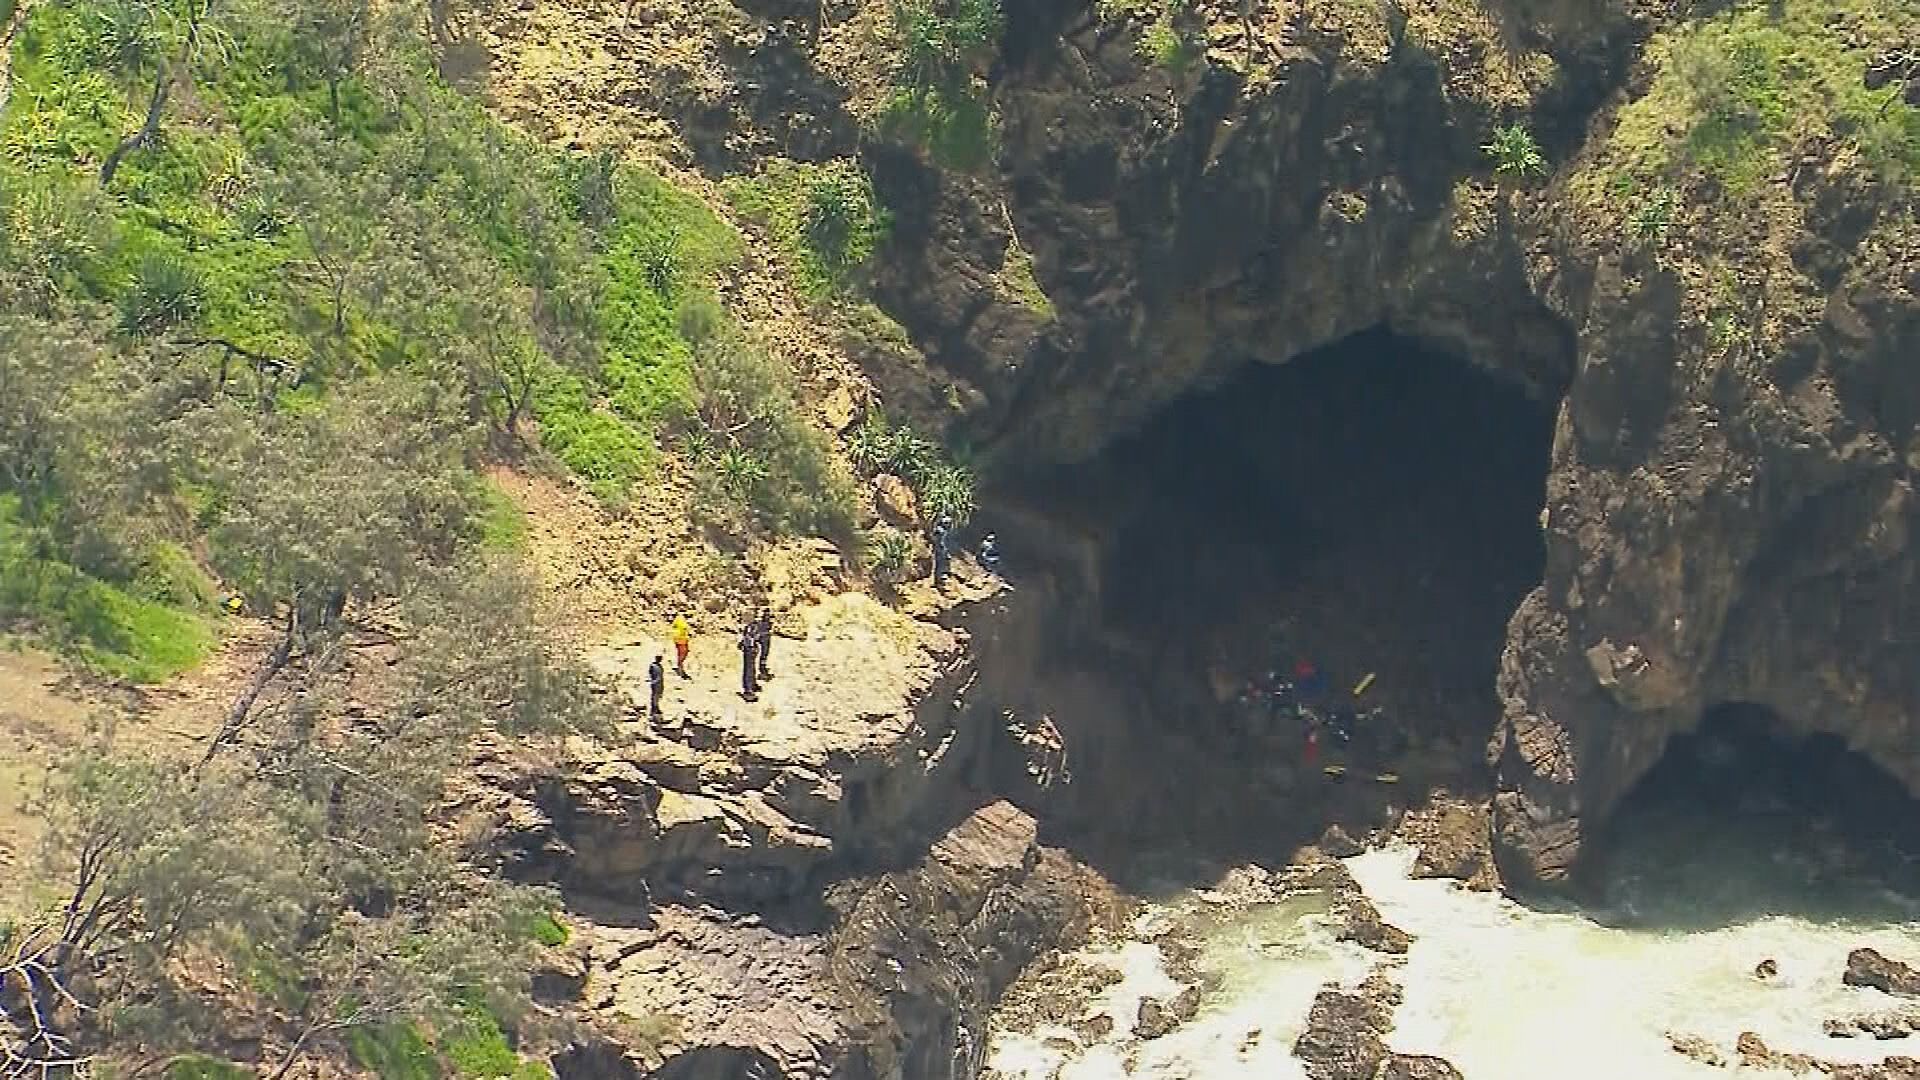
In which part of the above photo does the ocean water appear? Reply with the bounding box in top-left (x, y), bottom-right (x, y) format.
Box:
top-left (988, 815), bottom-right (1920, 1079)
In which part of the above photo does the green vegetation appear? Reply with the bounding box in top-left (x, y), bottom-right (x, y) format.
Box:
top-left (726, 159), bottom-right (889, 298)
top-left (846, 410), bottom-right (976, 525)
top-left (881, 0), bottom-right (1002, 170)
top-left (1482, 123), bottom-right (1547, 181)
top-left (1095, 0), bottom-right (1201, 71)
top-left (684, 330), bottom-right (861, 537)
top-left (863, 526), bottom-right (917, 582)
top-left (351, 1023), bottom-right (441, 1080)
top-left (0, 496), bottom-right (214, 682)
top-left (0, 0), bottom-right (636, 1072)
top-left (1596, 0), bottom-right (1919, 199)
top-left (521, 910), bottom-right (570, 947)
top-left (474, 479), bottom-right (530, 552)
top-left (1627, 187), bottom-right (1677, 249)
top-left (997, 232), bottom-right (1054, 316)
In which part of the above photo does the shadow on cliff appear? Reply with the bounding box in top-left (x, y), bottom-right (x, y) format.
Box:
top-left (972, 326), bottom-right (1558, 890)
top-left (1575, 703), bottom-right (1920, 931)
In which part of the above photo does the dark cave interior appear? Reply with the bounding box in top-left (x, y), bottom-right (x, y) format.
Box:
top-left (1089, 326), bottom-right (1553, 751)
top-left (1586, 702), bottom-right (1920, 927)
top-left (991, 327), bottom-right (1558, 866)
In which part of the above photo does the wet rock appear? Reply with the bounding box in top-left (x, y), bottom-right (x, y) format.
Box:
top-left (1849, 949), bottom-right (1920, 997)
top-left (1070, 1011), bottom-right (1115, 1042)
top-left (1399, 798), bottom-right (1499, 890)
top-left (1379, 1054), bottom-right (1466, 1080)
top-left (1824, 1010), bottom-right (1920, 1040)
top-left (1133, 985), bottom-right (1202, 1040)
top-left (1830, 1058), bottom-right (1920, 1080)
top-left (1736, 1032), bottom-right (1825, 1074)
top-left (1756, 958), bottom-right (1780, 980)
top-left (1666, 1032), bottom-right (1727, 1067)
top-left (1292, 980), bottom-right (1395, 1080)
top-left (1318, 824), bottom-right (1363, 858)
top-left (1337, 895), bottom-right (1412, 955)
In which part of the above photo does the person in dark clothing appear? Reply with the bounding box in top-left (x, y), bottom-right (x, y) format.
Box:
top-left (1295, 660), bottom-right (1329, 704)
top-left (1268, 676), bottom-right (1297, 724)
top-left (738, 623), bottom-right (759, 699)
top-left (1326, 705), bottom-right (1356, 747)
top-left (755, 608), bottom-right (774, 679)
top-left (648, 654), bottom-right (666, 720)
top-left (978, 533), bottom-right (1000, 574)
top-left (931, 517), bottom-right (953, 588)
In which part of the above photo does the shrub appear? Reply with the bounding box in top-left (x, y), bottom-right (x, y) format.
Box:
top-left (842, 411), bottom-right (976, 525)
top-left (0, 497), bottom-right (215, 682)
top-left (1627, 188), bottom-right (1676, 247)
top-left (716, 445), bottom-right (769, 498)
top-left (119, 251), bottom-right (207, 335)
top-left (689, 333), bottom-right (860, 537)
top-left (864, 527), bottom-right (916, 582)
top-left (1483, 123), bottom-right (1546, 181)
top-left (917, 461), bottom-right (976, 525)
top-left (880, 85), bottom-right (997, 172)
top-left (1140, 19), bottom-right (1198, 70)
top-left (349, 1023), bottom-right (441, 1080)
top-left (725, 159), bottom-right (887, 298)
top-left (520, 911), bottom-right (569, 946)
top-left (882, 0), bottom-right (1003, 171)
top-left (895, 0), bottom-right (1002, 90)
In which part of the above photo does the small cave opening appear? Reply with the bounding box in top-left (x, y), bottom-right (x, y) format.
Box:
top-left (990, 326), bottom-right (1558, 868)
top-left (1586, 703), bottom-right (1920, 929)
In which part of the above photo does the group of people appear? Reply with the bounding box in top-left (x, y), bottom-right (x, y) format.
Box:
top-left (640, 516), bottom-right (1007, 720)
top-left (931, 516), bottom-right (999, 590)
top-left (1236, 659), bottom-right (1405, 779)
top-left (645, 607), bottom-right (778, 718)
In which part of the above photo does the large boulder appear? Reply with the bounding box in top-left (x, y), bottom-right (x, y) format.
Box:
top-left (1849, 949), bottom-right (1920, 998)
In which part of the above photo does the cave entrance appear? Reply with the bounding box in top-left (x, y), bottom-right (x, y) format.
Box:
top-left (1096, 326), bottom-right (1553, 750)
top-left (1588, 703), bottom-right (1920, 928)
top-left (994, 327), bottom-right (1556, 863)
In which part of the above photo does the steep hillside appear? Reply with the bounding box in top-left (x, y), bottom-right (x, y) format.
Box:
top-left (4, 0), bottom-right (1918, 1075)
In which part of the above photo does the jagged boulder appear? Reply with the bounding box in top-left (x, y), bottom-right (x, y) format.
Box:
top-left (1133, 985), bottom-right (1203, 1040)
top-left (1379, 1055), bottom-right (1466, 1080)
top-left (1849, 949), bottom-right (1920, 997)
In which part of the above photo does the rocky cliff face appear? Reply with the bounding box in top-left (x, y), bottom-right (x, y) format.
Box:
top-left (856, 0), bottom-right (1920, 888)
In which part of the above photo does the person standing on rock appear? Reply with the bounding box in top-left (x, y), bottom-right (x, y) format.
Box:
top-left (931, 516), bottom-right (953, 589)
top-left (671, 614), bottom-right (692, 677)
top-left (738, 620), bottom-right (760, 700)
top-left (754, 607), bottom-right (774, 680)
top-left (648, 654), bottom-right (666, 721)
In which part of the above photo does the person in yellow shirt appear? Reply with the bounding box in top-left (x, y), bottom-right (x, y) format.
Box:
top-left (671, 614), bottom-right (692, 677)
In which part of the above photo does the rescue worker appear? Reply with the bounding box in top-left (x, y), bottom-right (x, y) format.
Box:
top-left (671, 614), bottom-right (692, 677)
top-left (1326, 705), bottom-right (1357, 747)
top-left (931, 516), bottom-right (953, 588)
top-left (1295, 659), bottom-right (1329, 704)
top-left (755, 607), bottom-right (774, 680)
top-left (648, 654), bottom-right (666, 721)
top-left (738, 620), bottom-right (759, 700)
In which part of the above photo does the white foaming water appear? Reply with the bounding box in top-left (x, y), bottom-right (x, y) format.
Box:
top-left (1349, 847), bottom-right (1920, 1077)
top-left (988, 844), bottom-right (1920, 1079)
top-left (989, 893), bottom-right (1374, 1079)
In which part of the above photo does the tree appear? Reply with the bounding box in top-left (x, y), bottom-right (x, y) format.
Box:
top-left (362, 201), bottom-right (547, 436)
top-left (99, 0), bottom-right (231, 186)
top-left (191, 376), bottom-right (481, 759)
top-left (278, 0), bottom-right (375, 125)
